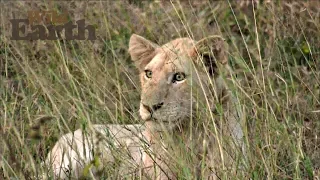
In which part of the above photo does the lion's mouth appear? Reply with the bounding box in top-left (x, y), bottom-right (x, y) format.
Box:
top-left (141, 103), bottom-right (183, 124)
top-left (142, 104), bottom-right (152, 114)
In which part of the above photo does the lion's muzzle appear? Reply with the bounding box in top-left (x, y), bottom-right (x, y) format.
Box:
top-left (141, 102), bottom-right (164, 120)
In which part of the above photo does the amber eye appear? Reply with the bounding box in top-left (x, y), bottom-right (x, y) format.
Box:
top-left (145, 70), bottom-right (152, 78)
top-left (173, 72), bottom-right (186, 82)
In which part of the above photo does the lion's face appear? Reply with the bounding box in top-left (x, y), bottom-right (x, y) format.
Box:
top-left (129, 34), bottom-right (227, 128)
top-left (139, 39), bottom-right (196, 127)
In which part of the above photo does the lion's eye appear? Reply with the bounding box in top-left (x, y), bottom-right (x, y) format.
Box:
top-left (145, 70), bottom-right (152, 79)
top-left (172, 72), bottom-right (186, 82)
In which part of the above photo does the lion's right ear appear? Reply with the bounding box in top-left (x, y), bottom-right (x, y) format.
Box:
top-left (129, 34), bottom-right (158, 71)
top-left (193, 36), bottom-right (228, 76)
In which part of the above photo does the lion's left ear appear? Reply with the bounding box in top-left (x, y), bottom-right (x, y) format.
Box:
top-left (192, 36), bottom-right (228, 76)
top-left (129, 34), bottom-right (158, 71)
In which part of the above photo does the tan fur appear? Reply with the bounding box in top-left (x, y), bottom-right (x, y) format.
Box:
top-left (45, 34), bottom-right (244, 179)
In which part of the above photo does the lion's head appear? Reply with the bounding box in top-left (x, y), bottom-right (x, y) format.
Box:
top-left (129, 34), bottom-right (228, 129)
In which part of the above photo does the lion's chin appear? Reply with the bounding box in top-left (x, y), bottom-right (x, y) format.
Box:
top-left (140, 108), bottom-right (151, 121)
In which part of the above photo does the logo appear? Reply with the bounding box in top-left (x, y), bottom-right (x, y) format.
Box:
top-left (10, 6), bottom-right (97, 40)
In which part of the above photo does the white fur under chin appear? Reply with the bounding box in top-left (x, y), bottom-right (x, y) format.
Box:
top-left (140, 103), bottom-right (151, 121)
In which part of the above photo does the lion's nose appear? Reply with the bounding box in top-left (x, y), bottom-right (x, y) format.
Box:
top-left (152, 102), bottom-right (164, 111)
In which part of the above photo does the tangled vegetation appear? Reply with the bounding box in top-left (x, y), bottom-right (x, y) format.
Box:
top-left (0, 1), bottom-right (319, 179)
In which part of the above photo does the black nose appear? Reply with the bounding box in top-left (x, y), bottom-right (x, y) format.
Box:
top-left (152, 102), bottom-right (164, 111)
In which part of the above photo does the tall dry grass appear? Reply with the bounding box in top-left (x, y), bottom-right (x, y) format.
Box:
top-left (0, 1), bottom-right (319, 179)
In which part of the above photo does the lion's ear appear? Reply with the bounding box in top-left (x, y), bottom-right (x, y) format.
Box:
top-left (193, 36), bottom-right (228, 76)
top-left (129, 34), bottom-right (158, 71)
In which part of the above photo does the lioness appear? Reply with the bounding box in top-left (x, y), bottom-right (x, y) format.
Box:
top-left (45, 34), bottom-right (245, 179)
